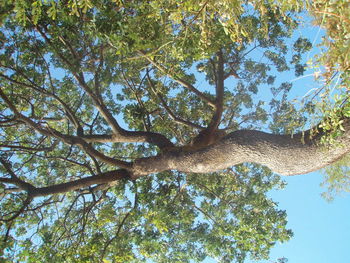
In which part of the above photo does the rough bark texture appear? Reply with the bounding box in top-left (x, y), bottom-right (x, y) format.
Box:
top-left (2, 84), bottom-right (350, 197)
top-left (4, 122), bottom-right (347, 197)
top-left (133, 122), bottom-right (350, 178)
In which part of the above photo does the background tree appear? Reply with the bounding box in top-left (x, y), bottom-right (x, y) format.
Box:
top-left (0, 0), bottom-right (349, 262)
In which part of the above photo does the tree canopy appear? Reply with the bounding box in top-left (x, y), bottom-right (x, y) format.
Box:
top-left (0, 0), bottom-right (349, 262)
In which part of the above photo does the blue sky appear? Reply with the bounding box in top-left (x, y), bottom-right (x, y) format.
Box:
top-left (3, 8), bottom-right (348, 263)
top-left (263, 171), bottom-right (350, 263)
top-left (199, 12), bottom-right (350, 263)
top-left (120, 12), bottom-right (349, 263)
top-left (261, 16), bottom-right (350, 263)
top-left (201, 171), bottom-right (350, 263)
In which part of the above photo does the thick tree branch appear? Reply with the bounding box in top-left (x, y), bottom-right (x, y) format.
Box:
top-left (0, 117), bottom-right (19, 127)
top-left (188, 51), bottom-right (226, 148)
top-left (34, 23), bottom-right (124, 134)
top-left (3, 120), bottom-right (350, 196)
top-left (0, 159), bottom-right (36, 192)
top-left (32, 25), bottom-right (174, 149)
top-left (73, 73), bottom-right (123, 134)
top-left (30, 169), bottom-right (131, 197)
top-left (71, 61), bottom-right (173, 149)
top-left (133, 121), bottom-right (350, 177)
top-left (38, 23), bottom-right (172, 149)
top-left (0, 164), bottom-right (130, 198)
top-left (208, 50), bottom-right (225, 131)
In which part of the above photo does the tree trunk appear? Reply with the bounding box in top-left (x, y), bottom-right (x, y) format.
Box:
top-left (3, 122), bottom-right (350, 198)
top-left (133, 122), bottom-right (350, 177)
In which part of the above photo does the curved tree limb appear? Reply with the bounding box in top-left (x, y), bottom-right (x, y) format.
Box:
top-left (133, 121), bottom-right (350, 177)
top-left (30, 169), bottom-right (130, 197)
top-left (33, 24), bottom-right (174, 150)
top-left (0, 158), bottom-right (35, 190)
top-left (188, 51), bottom-right (226, 147)
top-left (80, 57), bottom-right (172, 149)
top-left (2, 122), bottom-right (350, 197)
top-left (0, 163), bottom-right (130, 198)
top-left (73, 62), bottom-right (174, 149)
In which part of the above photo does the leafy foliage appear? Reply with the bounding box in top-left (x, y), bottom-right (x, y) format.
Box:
top-left (322, 154), bottom-right (350, 202)
top-left (6, 166), bottom-right (291, 263)
top-left (0, 0), bottom-right (349, 262)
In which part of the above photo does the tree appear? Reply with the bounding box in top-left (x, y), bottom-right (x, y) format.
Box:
top-left (0, 0), bottom-right (349, 262)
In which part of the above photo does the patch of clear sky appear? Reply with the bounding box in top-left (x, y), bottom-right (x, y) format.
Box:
top-left (201, 12), bottom-right (350, 263)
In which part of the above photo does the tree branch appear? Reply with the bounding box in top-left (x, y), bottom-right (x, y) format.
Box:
top-left (0, 159), bottom-right (36, 192)
top-left (0, 195), bottom-right (32, 223)
top-left (77, 75), bottom-right (173, 149)
top-left (32, 24), bottom-right (174, 150)
top-left (133, 120), bottom-right (350, 177)
top-left (30, 169), bottom-right (131, 197)
top-left (70, 58), bottom-right (174, 149)
top-left (0, 163), bottom-right (130, 198)
top-left (0, 88), bottom-right (132, 169)
top-left (139, 50), bottom-right (216, 108)
top-left (0, 140), bottom-right (58, 153)
top-left (146, 71), bottom-right (204, 130)
top-left (122, 72), bottom-right (152, 131)
top-left (208, 50), bottom-right (225, 131)
top-left (0, 71), bottom-right (82, 130)
top-left (101, 180), bottom-right (138, 258)
top-left (188, 51), bottom-right (226, 148)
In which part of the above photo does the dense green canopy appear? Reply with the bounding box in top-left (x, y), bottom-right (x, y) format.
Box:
top-left (0, 0), bottom-right (349, 262)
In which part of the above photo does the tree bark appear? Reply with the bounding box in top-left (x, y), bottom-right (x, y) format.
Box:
top-left (133, 122), bottom-right (350, 177)
top-left (31, 169), bottom-right (130, 197)
top-left (2, 123), bottom-right (349, 198)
